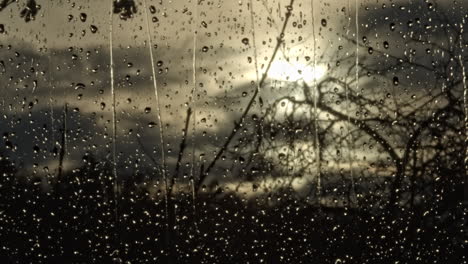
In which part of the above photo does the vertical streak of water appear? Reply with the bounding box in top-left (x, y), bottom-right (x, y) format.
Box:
top-left (345, 0), bottom-right (357, 206)
top-left (353, 0), bottom-right (360, 205)
top-left (355, 0), bottom-right (359, 91)
top-left (248, 0), bottom-right (267, 179)
top-left (311, 0), bottom-right (321, 205)
top-left (190, 0), bottom-right (200, 235)
top-left (458, 19), bottom-right (468, 185)
top-left (143, 0), bottom-right (170, 237)
top-left (249, 0), bottom-right (260, 93)
top-left (108, 1), bottom-right (120, 256)
top-left (48, 0), bottom-right (55, 154)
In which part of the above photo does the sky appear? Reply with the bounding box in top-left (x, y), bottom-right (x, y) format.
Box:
top-left (0, 0), bottom-right (466, 194)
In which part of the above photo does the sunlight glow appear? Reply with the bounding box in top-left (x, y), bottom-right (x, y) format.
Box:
top-left (268, 60), bottom-right (326, 83)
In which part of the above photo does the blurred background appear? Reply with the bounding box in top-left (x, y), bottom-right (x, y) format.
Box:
top-left (0, 0), bottom-right (466, 263)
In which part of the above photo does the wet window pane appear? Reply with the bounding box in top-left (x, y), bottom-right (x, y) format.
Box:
top-left (0, 0), bottom-right (466, 262)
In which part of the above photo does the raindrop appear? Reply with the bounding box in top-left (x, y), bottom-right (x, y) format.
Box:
top-left (241, 38), bottom-right (249, 45)
top-left (90, 25), bottom-right (98, 33)
top-left (152, 17), bottom-right (159, 23)
top-left (321, 18), bottom-right (327, 27)
top-left (68, 14), bottom-right (73, 21)
top-left (157, 60), bottom-right (163, 67)
top-left (79, 13), bottom-right (87, 22)
top-left (148, 122), bottom-right (157, 128)
top-left (100, 102), bottom-right (106, 110)
top-left (201, 46), bottom-right (209, 52)
top-left (75, 83), bottom-right (86, 90)
top-left (149, 5), bottom-right (156, 14)
top-left (144, 107), bottom-right (151, 113)
top-left (393, 76), bottom-right (399, 86)
top-left (0, 24), bottom-right (4, 34)
top-left (368, 47), bottom-right (373, 54)
top-left (383, 41), bottom-right (389, 49)
top-left (390, 22), bottom-right (396, 31)
top-left (201, 21), bottom-right (208, 28)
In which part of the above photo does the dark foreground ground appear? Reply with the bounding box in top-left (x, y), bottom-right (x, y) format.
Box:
top-left (0, 171), bottom-right (465, 264)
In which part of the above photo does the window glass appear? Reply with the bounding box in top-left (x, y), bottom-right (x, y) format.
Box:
top-left (0, 0), bottom-right (466, 262)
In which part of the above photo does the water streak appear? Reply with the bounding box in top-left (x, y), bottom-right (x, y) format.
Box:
top-left (345, 0), bottom-right (357, 206)
top-left (143, 0), bottom-right (170, 236)
top-left (458, 19), bottom-right (468, 182)
top-left (47, 1), bottom-right (55, 155)
top-left (351, 0), bottom-right (360, 205)
top-left (311, 0), bottom-right (321, 204)
top-left (190, 0), bottom-right (200, 235)
top-left (108, 2), bottom-right (120, 256)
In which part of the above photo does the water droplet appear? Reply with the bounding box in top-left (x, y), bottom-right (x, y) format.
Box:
top-left (75, 83), bottom-right (86, 90)
top-left (149, 5), bottom-right (156, 14)
top-left (393, 76), bottom-right (399, 86)
top-left (100, 102), bottom-right (106, 110)
top-left (368, 47), bottom-right (374, 54)
top-left (90, 25), bottom-right (98, 33)
top-left (79, 13), bottom-right (87, 22)
top-left (241, 38), bottom-right (249, 45)
top-left (390, 22), bottom-right (396, 31)
top-left (152, 17), bottom-right (159, 23)
top-left (157, 60), bottom-right (163, 67)
top-left (148, 122), bottom-right (157, 128)
top-left (68, 14), bottom-right (73, 22)
top-left (0, 24), bottom-right (4, 34)
top-left (383, 41), bottom-right (389, 49)
top-left (321, 19), bottom-right (327, 27)
top-left (144, 107), bottom-right (151, 113)
top-left (201, 21), bottom-right (208, 28)
top-left (202, 46), bottom-right (209, 52)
